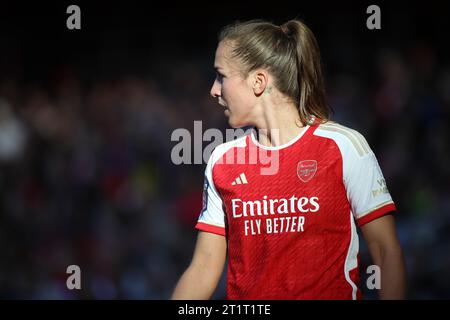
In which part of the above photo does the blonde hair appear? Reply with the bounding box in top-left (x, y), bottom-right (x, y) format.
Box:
top-left (219, 19), bottom-right (330, 125)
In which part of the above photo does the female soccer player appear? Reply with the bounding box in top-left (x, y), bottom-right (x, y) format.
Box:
top-left (171, 19), bottom-right (406, 299)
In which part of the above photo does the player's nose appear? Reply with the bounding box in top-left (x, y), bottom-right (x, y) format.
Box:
top-left (210, 79), bottom-right (221, 98)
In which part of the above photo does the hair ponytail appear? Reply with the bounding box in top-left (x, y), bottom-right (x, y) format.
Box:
top-left (280, 20), bottom-right (329, 124)
top-left (219, 19), bottom-right (330, 125)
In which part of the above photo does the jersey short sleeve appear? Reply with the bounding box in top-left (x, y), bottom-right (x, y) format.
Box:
top-left (341, 131), bottom-right (396, 226)
top-left (316, 123), bottom-right (396, 227)
top-left (195, 149), bottom-right (226, 236)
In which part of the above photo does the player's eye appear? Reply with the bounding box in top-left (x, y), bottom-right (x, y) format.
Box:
top-left (215, 72), bottom-right (224, 83)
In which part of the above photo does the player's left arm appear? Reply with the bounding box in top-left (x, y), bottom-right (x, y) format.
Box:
top-left (360, 214), bottom-right (406, 299)
top-left (329, 125), bottom-right (407, 299)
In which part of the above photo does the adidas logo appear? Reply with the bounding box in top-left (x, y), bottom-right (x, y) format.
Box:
top-left (231, 173), bottom-right (248, 186)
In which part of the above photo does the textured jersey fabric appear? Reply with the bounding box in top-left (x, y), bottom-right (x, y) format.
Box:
top-left (195, 121), bottom-right (396, 300)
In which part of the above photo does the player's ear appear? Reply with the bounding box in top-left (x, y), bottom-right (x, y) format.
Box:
top-left (251, 69), bottom-right (268, 96)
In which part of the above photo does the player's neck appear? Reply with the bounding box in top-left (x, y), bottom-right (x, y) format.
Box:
top-left (253, 102), bottom-right (305, 147)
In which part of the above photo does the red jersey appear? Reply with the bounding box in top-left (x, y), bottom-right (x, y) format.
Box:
top-left (195, 121), bottom-right (396, 300)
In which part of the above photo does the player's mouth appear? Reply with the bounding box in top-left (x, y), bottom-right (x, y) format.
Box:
top-left (219, 100), bottom-right (229, 111)
top-left (219, 101), bottom-right (230, 115)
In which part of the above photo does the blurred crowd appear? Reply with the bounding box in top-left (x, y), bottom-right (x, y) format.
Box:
top-left (1, 10), bottom-right (450, 299)
top-left (0, 58), bottom-right (228, 299)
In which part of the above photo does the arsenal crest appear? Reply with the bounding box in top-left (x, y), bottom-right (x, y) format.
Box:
top-left (297, 160), bottom-right (317, 182)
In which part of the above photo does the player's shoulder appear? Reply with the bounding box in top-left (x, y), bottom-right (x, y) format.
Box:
top-left (208, 131), bottom-right (249, 166)
top-left (314, 121), bottom-right (372, 157)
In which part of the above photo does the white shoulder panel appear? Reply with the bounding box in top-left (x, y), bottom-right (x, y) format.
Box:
top-left (197, 133), bottom-right (248, 228)
top-left (314, 122), bottom-right (394, 221)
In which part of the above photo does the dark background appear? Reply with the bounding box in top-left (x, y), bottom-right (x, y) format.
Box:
top-left (0, 0), bottom-right (449, 299)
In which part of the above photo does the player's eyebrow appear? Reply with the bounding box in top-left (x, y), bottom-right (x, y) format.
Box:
top-left (215, 66), bottom-right (227, 76)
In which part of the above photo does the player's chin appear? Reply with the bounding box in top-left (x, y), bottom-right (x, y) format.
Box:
top-left (227, 115), bottom-right (248, 129)
top-left (227, 116), bottom-right (239, 129)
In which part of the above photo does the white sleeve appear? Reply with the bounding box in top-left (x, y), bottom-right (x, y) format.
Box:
top-left (195, 150), bottom-right (226, 236)
top-left (315, 123), bottom-right (396, 227)
top-left (341, 131), bottom-right (396, 226)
